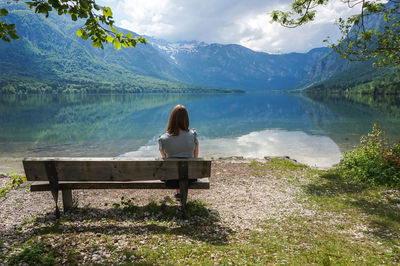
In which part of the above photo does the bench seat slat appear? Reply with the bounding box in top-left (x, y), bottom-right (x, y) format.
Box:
top-left (30, 178), bottom-right (210, 191)
top-left (23, 158), bottom-right (211, 182)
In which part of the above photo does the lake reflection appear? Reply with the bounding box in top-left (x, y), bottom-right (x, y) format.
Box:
top-left (1, 93), bottom-right (400, 168)
top-left (122, 129), bottom-right (342, 168)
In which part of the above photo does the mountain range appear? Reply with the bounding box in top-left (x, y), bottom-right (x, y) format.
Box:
top-left (146, 37), bottom-right (329, 90)
top-left (0, 0), bottom-right (397, 94)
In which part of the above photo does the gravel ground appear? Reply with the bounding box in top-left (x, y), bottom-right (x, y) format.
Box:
top-left (0, 158), bottom-right (311, 237)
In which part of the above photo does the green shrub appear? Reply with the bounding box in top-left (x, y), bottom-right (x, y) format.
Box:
top-left (0, 172), bottom-right (27, 197)
top-left (338, 123), bottom-right (400, 187)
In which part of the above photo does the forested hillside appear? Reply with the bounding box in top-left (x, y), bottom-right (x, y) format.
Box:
top-left (304, 63), bottom-right (400, 96)
top-left (0, 2), bottom-right (228, 94)
top-left (301, 1), bottom-right (400, 96)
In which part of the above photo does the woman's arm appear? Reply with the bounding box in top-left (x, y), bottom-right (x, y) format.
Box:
top-left (160, 150), bottom-right (167, 158)
top-left (194, 145), bottom-right (199, 158)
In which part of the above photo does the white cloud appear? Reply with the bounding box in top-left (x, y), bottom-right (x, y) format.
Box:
top-left (97, 0), bottom-right (360, 53)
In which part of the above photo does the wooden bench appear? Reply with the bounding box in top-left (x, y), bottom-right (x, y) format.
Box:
top-left (23, 157), bottom-right (211, 218)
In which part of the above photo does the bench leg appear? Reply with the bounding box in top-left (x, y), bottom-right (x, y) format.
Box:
top-left (179, 179), bottom-right (189, 215)
top-left (50, 190), bottom-right (60, 219)
top-left (62, 189), bottom-right (73, 213)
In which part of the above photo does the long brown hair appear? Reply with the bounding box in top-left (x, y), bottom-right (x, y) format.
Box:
top-left (166, 104), bottom-right (189, 136)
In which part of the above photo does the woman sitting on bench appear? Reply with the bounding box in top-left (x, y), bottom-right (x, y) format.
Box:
top-left (158, 104), bottom-right (199, 198)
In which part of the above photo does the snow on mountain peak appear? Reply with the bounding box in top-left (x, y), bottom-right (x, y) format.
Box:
top-left (148, 39), bottom-right (207, 64)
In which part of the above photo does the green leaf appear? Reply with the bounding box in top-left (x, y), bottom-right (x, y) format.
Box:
top-left (0, 8), bottom-right (8, 17)
top-left (106, 35), bottom-right (114, 43)
top-left (76, 29), bottom-right (83, 37)
top-left (9, 31), bottom-right (19, 40)
top-left (79, 0), bottom-right (90, 10)
top-left (103, 7), bottom-right (113, 18)
top-left (92, 40), bottom-right (102, 48)
top-left (113, 40), bottom-right (121, 50)
top-left (81, 31), bottom-right (88, 40)
top-left (129, 40), bottom-right (137, 47)
top-left (46, 4), bottom-right (52, 12)
top-left (126, 32), bottom-right (132, 39)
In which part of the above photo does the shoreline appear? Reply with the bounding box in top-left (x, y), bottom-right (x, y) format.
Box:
top-left (0, 157), bottom-right (24, 175)
top-left (0, 155), bottom-right (331, 176)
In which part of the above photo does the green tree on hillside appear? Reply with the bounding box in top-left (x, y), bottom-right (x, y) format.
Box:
top-left (271, 0), bottom-right (400, 67)
top-left (0, 0), bottom-right (146, 49)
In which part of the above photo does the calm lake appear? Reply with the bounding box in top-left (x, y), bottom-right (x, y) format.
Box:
top-left (1, 92), bottom-right (400, 168)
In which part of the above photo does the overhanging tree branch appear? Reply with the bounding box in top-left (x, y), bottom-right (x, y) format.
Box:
top-left (271, 0), bottom-right (400, 67)
top-left (0, 0), bottom-right (146, 49)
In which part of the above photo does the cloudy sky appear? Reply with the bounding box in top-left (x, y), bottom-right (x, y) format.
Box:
top-left (97, 0), bottom-right (360, 54)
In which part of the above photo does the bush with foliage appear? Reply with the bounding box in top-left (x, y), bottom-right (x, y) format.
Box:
top-left (0, 171), bottom-right (26, 197)
top-left (338, 123), bottom-right (400, 187)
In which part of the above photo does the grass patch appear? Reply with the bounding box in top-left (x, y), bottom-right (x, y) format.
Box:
top-left (267, 157), bottom-right (308, 171)
top-left (6, 218), bottom-right (396, 265)
top-left (301, 169), bottom-right (400, 262)
top-left (106, 197), bottom-right (220, 226)
top-left (248, 158), bottom-right (311, 182)
top-left (249, 158), bottom-right (307, 173)
top-left (305, 170), bottom-right (400, 228)
top-left (255, 217), bottom-right (396, 264)
top-left (0, 240), bottom-right (4, 262)
top-left (7, 239), bottom-right (57, 265)
top-left (0, 172), bottom-right (27, 198)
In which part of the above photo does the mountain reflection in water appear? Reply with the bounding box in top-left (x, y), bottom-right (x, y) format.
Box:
top-left (1, 92), bottom-right (399, 168)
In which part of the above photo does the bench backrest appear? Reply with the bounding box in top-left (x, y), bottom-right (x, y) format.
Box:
top-left (23, 157), bottom-right (211, 182)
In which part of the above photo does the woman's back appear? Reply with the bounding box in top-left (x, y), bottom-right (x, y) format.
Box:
top-left (158, 129), bottom-right (198, 158)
